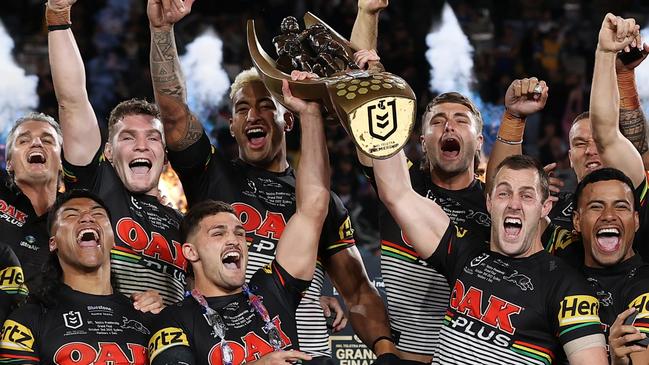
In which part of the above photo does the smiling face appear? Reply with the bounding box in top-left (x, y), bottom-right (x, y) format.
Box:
top-left (229, 81), bottom-right (292, 172)
top-left (573, 180), bottom-right (638, 268)
top-left (104, 114), bottom-right (166, 196)
top-left (569, 118), bottom-right (602, 181)
top-left (487, 167), bottom-right (552, 257)
top-left (6, 120), bottom-right (62, 186)
top-left (183, 212), bottom-right (248, 296)
top-left (421, 102), bottom-right (483, 178)
top-left (49, 197), bottom-right (114, 273)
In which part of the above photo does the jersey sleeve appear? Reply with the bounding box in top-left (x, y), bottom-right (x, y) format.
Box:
top-left (542, 223), bottom-right (583, 268)
top-left (62, 145), bottom-right (104, 191)
top-left (550, 266), bottom-right (605, 357)
top-left (424, 223), bottom-right (484, 282)
top-left (250, 260), bottom-right (310, 310)
top-left (633, 175), bottom-right (649, 260)
top-left (317, 193), bottom-right (356, 259)
top-left (0, 244), bottom-right (28, 324)
top-left (622, 266), bottom-right (649, 337)
top-left (0, 305), bottom-right (41, 364)
top-left (166, 131), bottom-right (225, 205)
top-left (148, 305), bottom-right (194, 365)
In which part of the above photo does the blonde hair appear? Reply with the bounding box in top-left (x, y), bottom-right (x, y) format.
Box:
top-left (229, 68), bottom-right (262, 100)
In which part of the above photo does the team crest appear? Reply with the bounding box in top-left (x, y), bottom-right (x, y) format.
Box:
top-left (367, 98), bottom-right (397, 141)
top-left (63, 311), bottom-right (83, 329)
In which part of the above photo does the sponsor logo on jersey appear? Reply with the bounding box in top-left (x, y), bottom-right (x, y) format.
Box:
top-left (337, 216), bottom-right (354, 240)
top-left (19, 235), bottom-right (40, 252)
top-left (116, 217), bottom-right (187, 270)
top-left (121, 317), bottom-right (150, 335)
top-left (0, 199), bottom-right (27, 227)
top-left (558, 295), bottom-right (599, 326)
top-left (207, 316), bottom-right (292, 365)
top-left (54, 342), bottom-right (147, 364)
top-left (63, 311), bottom-right (83, 329)
top-left (232, 203), bottom-right (290, 253)
top-left (470, 253), bottom-right (489, 268)
top-left (0, 266), bottom-right (25, 291)
top-left (449, 279), bottom-right (523, 335)
top-left (148, 327), bottom-right (189, 362)
top-left (503, 270), bottom-right (534, 291)
top-left (629, 293), bottom-right (649, 316)
top-left (455, 226), bottom-right (468, 238)
top-left (0, 320), bottom-right (35, 352)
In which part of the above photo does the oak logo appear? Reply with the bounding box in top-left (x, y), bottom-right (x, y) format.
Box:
top-left (449, 279), bottom-right (522, 335)
top-left (232, 203), bottom-right (288, 240)
top-left (148, 327), bottom-right (189, 362)
top-left (0, 320), bottom-right (34, 352)
top-left (116, 218), bottom-right (187, 270)
top-left (54, 342), bottom-right (147, 364)
top-left (558, 295), bottom-right (599, 326)
top-left (63, 311), bottom-right (83, 329)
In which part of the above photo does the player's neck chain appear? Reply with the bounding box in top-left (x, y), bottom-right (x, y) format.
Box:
top-left (190, 285), bottom-right (283, 365)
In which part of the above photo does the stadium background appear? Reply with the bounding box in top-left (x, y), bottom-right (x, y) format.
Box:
top-left (2, 1), bottom-right (648, 362)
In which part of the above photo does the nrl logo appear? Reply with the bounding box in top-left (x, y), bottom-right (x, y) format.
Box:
top-left (367, 99), bottom-right (397, 141)
top-left (63, 311), bottom-right (83, 329)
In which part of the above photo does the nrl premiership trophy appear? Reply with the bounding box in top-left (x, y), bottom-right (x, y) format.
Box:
top-left (247, 13), bottom-right (416, 159)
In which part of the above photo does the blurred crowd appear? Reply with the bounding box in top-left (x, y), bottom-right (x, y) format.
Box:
top-left (2, 0), bottom-right (648, 252)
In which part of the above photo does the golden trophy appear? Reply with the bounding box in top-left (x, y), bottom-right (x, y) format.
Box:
top-left (247, 13), bottom-right (416, 159)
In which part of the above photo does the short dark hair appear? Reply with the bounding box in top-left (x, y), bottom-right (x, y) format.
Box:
top-left (423, 92), bottom-right (484, 133)
top-left (572, 111), bottom-right (590, 126)
top-left (573, 167), bottom-right (638, 211)
top-left (492, 155), bottom-right (550, 201)
top-left (107, 98), bottom-right (161, 142)
top-left (47, 189), bottom-right (111, 235)
top-left (181, 200), bottom-right (237, 242)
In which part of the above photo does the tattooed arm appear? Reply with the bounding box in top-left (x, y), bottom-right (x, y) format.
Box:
top-left (616, 44), bottom-right (649, 170)
top-left (147, 0), bottom-right (203, 152)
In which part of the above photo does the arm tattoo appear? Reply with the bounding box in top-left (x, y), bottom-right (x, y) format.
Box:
top-left (172, 110), bottom-right (203, 151)
top-left (619, 108), bottom-right (649, 154)
top-left (151, 28), bottom-right (204, 150)
top-left (150, 29), bottom-right (186, 100)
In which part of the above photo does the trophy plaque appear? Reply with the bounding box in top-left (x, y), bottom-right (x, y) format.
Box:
top-left (247, 13), bottom-right (416, 159)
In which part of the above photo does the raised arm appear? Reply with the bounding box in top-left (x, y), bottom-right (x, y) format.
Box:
top-left (350, 0), bottom-right (388, 50)
top-left (275, 80), bottom-right (330, 280)
top-left (591, 14), bottom-right (645, 187)
top-left (47, 0), bottom-right (101, 165)
top-left (616, 46), bottom-right (649, 170)
top-left (373, 151), bottom-right (449, 258)
top-left (486, 77), bottom-right (548, 193)
top-left (147, 0), bottom-right (203, 152)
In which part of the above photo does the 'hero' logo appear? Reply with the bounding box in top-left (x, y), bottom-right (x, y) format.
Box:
top-left (558, 295), bottom-right (599, 327)
top-left (449, 280), bottom-right (522, 335)
top-left (116, 218), bottom-right (187, 270)
top-left (232, 203), bottom-right (287, 241)
top-left (0, 199), bottom-right (27, 227)
top-left (54, 342), bottom-right (147, 365)
top-left (208, 317), bottom-right (292, 364)
top-left (629, 294), bottom-right (649, 316)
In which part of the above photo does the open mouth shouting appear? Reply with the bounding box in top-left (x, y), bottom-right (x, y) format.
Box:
top-left (76, 227), bottom-right (101, 248)
top-left (584, 160), bottom-right (602, 173)
top-left (27, 150), bottom-right (46, 165)
top-left (129, 158), bottom-right (152, 175)
top-left (245, 126), bottom-right (268, 149)
top-left (595, 227), bottom-right (621, 253)
top-left (440, 137), bottom-right (461, 159)
top-left (503, 217), bottom-right (523, 240)
top-left (222, 249), bottom-right (242, 270)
